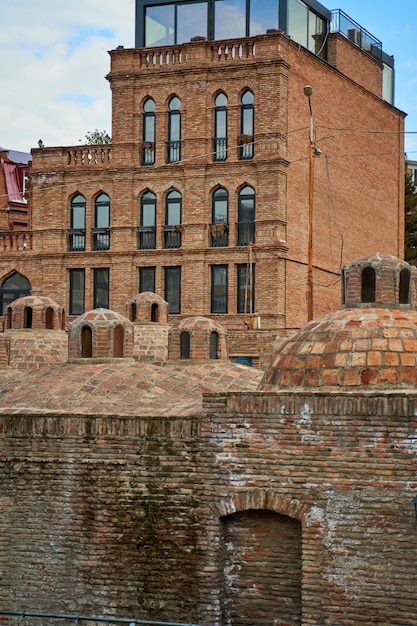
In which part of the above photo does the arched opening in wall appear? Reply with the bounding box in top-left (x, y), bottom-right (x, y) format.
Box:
top-left (24, 307), bottom-right (32, 329)
top-left (399, 268), bottom-right (411, 304)
top-left (151, 303), bottom-right (159, 322)
top-left (45, 307), bottom-right (54, 329)
top-left (113, 324), bottom-right (124, 358)
top-left (6, 307), bottom-right (12, 329)
top-left (220, 510), bottom-right (302, 626)
top-left (130, 302), bottom-right (137, 322)
top-left (361, 266), bottom-right (376, 303)
top-left (180, 331), bottom-right (190, 360)
top-left (81, 325), bottom-right (92, 358)
top-left (0, 272), bottom-right (31, 315)
top-left (210, 331), bottom-right (219, 359)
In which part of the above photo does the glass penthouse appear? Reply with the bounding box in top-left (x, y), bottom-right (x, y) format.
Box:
top-left (135, 0), bottom-right (394, 103)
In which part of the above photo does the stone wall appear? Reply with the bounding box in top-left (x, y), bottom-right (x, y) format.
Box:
top-left (1, 391), bottom-right (417, 625)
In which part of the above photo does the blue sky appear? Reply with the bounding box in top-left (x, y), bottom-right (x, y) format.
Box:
top-left (1, 0), bottom-right (417, 155)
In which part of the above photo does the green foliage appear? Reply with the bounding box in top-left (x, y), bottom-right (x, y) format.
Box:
top-left (84, 129), bottom-right (111, 144)
top-left (405, 169), bottom-right (417, 262)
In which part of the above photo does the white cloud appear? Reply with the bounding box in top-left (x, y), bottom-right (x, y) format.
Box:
top-left (0, 0), bottom-right (133, 152)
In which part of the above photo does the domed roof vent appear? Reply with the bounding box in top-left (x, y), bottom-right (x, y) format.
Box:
top-left (261, 255), bottom-right (417, 391)
top-left (342, 253), bottom-right (416, 309)
top-left (6, 295), bottom-right (65, 330)
top-left (69, 308), bottom-right (133, 360)
top-left (126, 291), bottom-right (168, 324)
top-left (169, 316), bottom-right (227, 362)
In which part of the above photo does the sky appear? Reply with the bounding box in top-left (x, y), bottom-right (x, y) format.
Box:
top-left (1, 1), bottom-right (417, 156)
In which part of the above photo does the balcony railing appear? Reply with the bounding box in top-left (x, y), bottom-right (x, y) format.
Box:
top-left (167, 141), bottom-right (181, 163)
top-left (238, 135), bottom-right (254, 160)
top-left (68, 229), bottom-right (86, 252)
top-left (210, 222), bottom-right (229, 247)
top-left (164, 225), bottom-right (182, 249)
top-left (236, 221), bottom-right (255, 246)
top-left (331, 9), bottom-right (382, 62)
top-left (92, 228), bottom-right (110, 251)
top-left (138, 226), bottom-right (156, 249)
top-left (213, 137), bottom-right (227, 162)
top-left (142, 141), bottom-right (155, 166)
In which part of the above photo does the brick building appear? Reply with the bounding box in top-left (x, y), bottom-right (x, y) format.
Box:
top-left (0, 0), bottom-right (405, 363)
top-left (1, 253), bottom-right (417, 626)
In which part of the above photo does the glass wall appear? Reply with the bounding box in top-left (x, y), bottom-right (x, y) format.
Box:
top-left (215, 0), bottom-right (246, 41)
top-left (178, 2), bottom-right (208, 42)
top-left (139, 0), bottom-right (331, 50)
top-left (250, 0), bottom-right (278, 35)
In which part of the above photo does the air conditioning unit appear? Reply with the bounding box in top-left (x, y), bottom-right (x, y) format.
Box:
top-left (347, 28), bottom-right (362, 46)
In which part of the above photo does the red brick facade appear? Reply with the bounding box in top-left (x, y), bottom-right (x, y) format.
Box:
top-left (0, 31), bottom-right (405, 362)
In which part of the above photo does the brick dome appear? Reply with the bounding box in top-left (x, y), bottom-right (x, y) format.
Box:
top-left (126, 291), bottom-right (168, 323)
top-left (169, 316), bottom-right (227, 361)
top-left (69, 308), bottom-right (133, 359)
top-left (261, 255), bottom-right (417, 391)
top-left (6, 295), bottom-right (65, 330)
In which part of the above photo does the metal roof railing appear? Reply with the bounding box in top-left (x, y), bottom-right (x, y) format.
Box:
top-left (0, 611), bottom-right (203, 626)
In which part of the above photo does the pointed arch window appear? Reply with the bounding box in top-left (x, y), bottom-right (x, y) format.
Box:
top-left (69, 194), bottom-right (86, 251)
top-left (237, 185), bottom-right (255, 246)
top-left (113, 325), bottom-right (124, 358)
top-left (361, 266), bottom-right (376, 303)
top-left (0, 272), bottom-right (31, 315)
top-left (213, 92), bottom-right (228, 161)
top-left (93, 193), bottom-right (110, 250)
top-left (211, 188), bottom-right (229, 247)
top-left (164, 190), bottom-right (182, 248)
top-left (239, 90), bottom-right (254, 160)
top-left (167, 96), bottom-right (181, 163)
top-left (142, 98), bottom-right (156, 165)
top-left (139, 191), bottom-right (156, 249)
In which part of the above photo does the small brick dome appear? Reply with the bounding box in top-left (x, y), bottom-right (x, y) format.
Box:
top-left (69, 308), bottom-right (133, 359)
top-left (6, 295), bottom-right (65, 330)
top-left (126, 292), bottom-right (168, 324)
top-left (169, 316), bottom-right (227, 361)
top-left (261, 255), bottom-right (417, 391)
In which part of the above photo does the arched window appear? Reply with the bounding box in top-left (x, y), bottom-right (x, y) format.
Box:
top-left (214, 92), bottom-right (228, 161)
top-left (180, 331), bottom-right (190, 359)
top-left (211, 188), bottom-right (229, 247)
top-left (113, 325), bottom-right (124, 358)
top-left (45, 307), bottom-right (54, 329)
top-left (93, 193), bottom-right (110, 250)
top-left (69, 194), bottom-right (86, 251)
top-left (139, 191), bottom-right (156, 249)
top-left (239, 90), bottom-right (254, 160)
top-left (399, 268), bottom-right (411, 304)
top-left (24, 307), bottom-right (32, 329)
top-left (164, 190), bottom-right (182, 248)
top-left (81, 326), bottom-right (93, 358)
top-left (130, 302), bottom-right (137, 322)
top-left (142, 98), bottom-right (156, 165)
top-left (0, 272), bottom-right (31, 315)
top-left (151, 303), bottom-right (159, 322)
top-left (237, 185), bottom-right (256, 246)
top-left (361, 266), bottom-right (376, 303)
top-left (210, 331), bottom-right (219, 359)
top-left (167, 96), bottom-right (181, 163)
